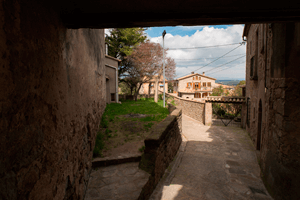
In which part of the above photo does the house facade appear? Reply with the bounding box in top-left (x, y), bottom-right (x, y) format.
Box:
top-left (242, 23), bottom-right (300, 200)
top-left (139, 75), bottom-right (168, 95)
top-left (105, 55), bottom-right (120, 103)
top-left (173, 72), bottom-right (217, 99)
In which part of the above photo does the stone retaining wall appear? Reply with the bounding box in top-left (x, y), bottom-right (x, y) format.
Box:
top-left (138, 107), bottom-right (182, 200)
top-left (160, 92), bottom-right (206, 124)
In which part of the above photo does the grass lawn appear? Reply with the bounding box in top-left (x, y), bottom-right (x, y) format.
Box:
top-left (93, 98), bottom-right (169, 157)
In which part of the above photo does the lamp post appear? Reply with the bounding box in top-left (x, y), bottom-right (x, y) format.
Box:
top-left (162, 30), bottom-right (166, 108)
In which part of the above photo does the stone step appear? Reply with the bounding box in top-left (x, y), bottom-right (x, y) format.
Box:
top-left (92, 154), bottom-right (142, 168)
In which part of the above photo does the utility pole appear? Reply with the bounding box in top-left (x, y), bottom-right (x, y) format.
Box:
top-left (162, 30), bottom-right (166, 108)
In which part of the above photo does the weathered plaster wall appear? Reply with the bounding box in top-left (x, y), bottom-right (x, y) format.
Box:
top-left (140, 82), bottom-right (167, 95)
top-left (245, 23), bottom-right (300, 200)
top-left (105, 66), bottom-right (117, 93)
top-left (0, 0), bottom-right (105, 199)
top-left (204, 102), bottom-right (212, 125)
top-left (181, 93), bottom-right (195, 99)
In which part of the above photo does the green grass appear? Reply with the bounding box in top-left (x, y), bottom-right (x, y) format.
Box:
top-left (101, 98), bottom-right (169, 123)
top-left (144, 122), bottom-right (154, 131)
top-left (93, 98), bottom-right (169, 158)
top-left (139, 145), bottom-right (145, 152)
top-left (93, 131), bottom-right (105, 157)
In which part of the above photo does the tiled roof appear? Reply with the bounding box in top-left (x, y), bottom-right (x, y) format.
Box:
top-left (176, 73), bottom-right (216, 81)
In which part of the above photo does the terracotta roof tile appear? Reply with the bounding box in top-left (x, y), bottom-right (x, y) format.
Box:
top-left (176, 73), bottom-right (216, 81)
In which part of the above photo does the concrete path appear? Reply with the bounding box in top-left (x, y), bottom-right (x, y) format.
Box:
top-left (85, 162), bottom-right (149, 200)
top-left (150, 115), bottom-right (273, 200)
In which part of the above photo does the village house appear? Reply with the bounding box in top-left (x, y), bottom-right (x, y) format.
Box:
top-left (105, 51), bottom-right (121, 103)
top-left (242, 23), bottom-right (300, 200)
top-left (173, 72), bottom-right (217, 99)
top-left (139, 75), bottom-right (168, 95)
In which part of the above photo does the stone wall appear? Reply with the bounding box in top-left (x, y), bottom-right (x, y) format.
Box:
top-left (244, 23), bottom-right (300, 200)
top-left (0, 1), bottom-right (105, 199)
top-left (138, 107), bottom-right (182, 200)
top-left (162, 92), bottom-right (205, 124)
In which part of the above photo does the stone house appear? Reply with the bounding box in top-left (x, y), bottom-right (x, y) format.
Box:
top-left (105, 54), bottom-right (120, 103)
top-left (242, 23), bottom-right (300, 200)
top-left (139, 75), bottom-right (168, 95)
top-left (173, 72), bottom-right (217, 99)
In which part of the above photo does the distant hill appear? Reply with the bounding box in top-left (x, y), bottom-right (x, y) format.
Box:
top-left (215, 80), bottom-right (244, 86)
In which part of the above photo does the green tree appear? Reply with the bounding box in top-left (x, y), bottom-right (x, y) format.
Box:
top-left (231, 80), bottom-right (246, 97)
top-left (105, 28), bottom-right (147, 77)
top-left (211, 86), bottom-right (224, 96)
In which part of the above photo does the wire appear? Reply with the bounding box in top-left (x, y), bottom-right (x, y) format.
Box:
top-left (205, 55), bottom-right (246, 73)
top-left (167, 42), bottom-right (245, 50)
top-left (175, 43), bottom-right (244, 78)
top-left (174, 53), bottom-right (245, 61)
top-left (207, 61), bottom-right (246, 75)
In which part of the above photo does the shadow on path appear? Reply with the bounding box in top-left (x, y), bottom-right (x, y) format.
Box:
top-left (150, 115), bottom-right (273, 200)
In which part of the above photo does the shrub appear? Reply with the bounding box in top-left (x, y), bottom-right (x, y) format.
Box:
top-left (93, 131), bottom-right (105, 157)
top-left (139, 145), bottom-right (145, 152)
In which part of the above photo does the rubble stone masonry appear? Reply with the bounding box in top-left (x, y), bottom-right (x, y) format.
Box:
top-left (162, 92), bottom-right (206, 124)
top-left (244, 23), bottom-right (300, 200)
top-left (0, 0), bottom-right (106, 199)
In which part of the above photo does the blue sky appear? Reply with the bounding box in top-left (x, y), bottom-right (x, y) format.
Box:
top-left (144, 25), bottom-right (246, 80)
top-left (145, 25), bottom-right (233, 38)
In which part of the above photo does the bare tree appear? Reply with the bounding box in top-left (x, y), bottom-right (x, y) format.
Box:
top-left (125, 41), bottom-right (164, 101)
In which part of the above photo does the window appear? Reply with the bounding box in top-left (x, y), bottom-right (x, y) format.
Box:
top-left (187, 82), bottom-right (191, 88)
top-left (195, 76), bottom-right (198, 80)
top-left (203, 82), bottom-right (206, 87)
top-left (195, 82), bottom-right (199, 89)
top-left (195, 93), bottom-right (201, 98)
top-left (207, 82), bottom-right (211, 87)
top-left (111, 93), bottom-right (115, 101)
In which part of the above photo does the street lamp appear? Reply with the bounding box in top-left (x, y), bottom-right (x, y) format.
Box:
top-left (162, 30), bottom-right (166, 108)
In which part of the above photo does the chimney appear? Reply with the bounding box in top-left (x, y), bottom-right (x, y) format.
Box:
top-left (202, 72), bottom-right (205, 76)
top-left (191, 72), bottom-right (194, 74)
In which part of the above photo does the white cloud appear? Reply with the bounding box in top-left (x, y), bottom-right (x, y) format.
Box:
top-left (105, 29), bottom-right (111, 36)
top-left (149, 25), bottom-right (246, 80)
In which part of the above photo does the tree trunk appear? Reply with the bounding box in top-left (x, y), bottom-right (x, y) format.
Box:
top-left (134, 83), bottom-right (143, 101)
top-left (148, 82), bottom-right (151, 98)
top-left (154, 77), bottom-right (159, 103)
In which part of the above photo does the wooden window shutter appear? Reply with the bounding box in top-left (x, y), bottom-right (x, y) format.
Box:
top-left (193, 83), bottom-right (195, 89)
top-left (193, 77), bottom-right (194, 80)
top-left (187, 83), bottom-right (189, 87)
